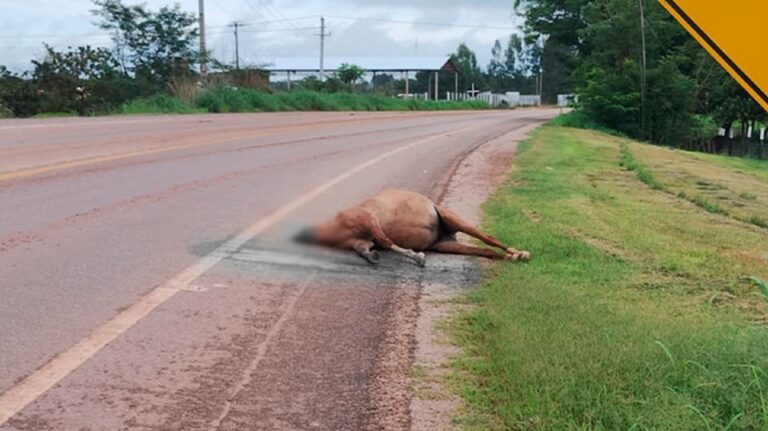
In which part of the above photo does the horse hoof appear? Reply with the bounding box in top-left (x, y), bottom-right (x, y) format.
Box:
top-left (414, 252), bottom-right (426, 267)
top-left (364, 251), bottom-right (380, 264)
top-left (505, 250), bottom-right (531, 261)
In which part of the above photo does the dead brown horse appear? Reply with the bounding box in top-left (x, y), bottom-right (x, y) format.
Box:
top-left (295, 189), bottom-right (530, 266)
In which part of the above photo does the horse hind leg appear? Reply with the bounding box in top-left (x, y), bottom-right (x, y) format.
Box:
top-left (435, 205), bottom-right (530, 260)
top-left (429, 240), bottom-right (508, 259)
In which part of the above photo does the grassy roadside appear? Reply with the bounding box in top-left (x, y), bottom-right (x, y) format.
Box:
top-left (625, 142), bottom-right (768, 229)
top-left (120, 88), bottom-right (490, 115)
top-left (452, 126), bottom-right (768, 430)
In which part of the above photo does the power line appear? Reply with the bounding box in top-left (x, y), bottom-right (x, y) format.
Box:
top-left (209, 0), bottom-right (236, 18)
top-left (241, 0), bottom-right (276, 31)
top-left (206, 15), bottom-right (316, 29)
top-left (323, 15), bottom-right (518, 31)
top-left (207, 26), bottom-right (316, 35)
top-left (0, 14), bottom-right (513, 41)
top-left (263, 2), bottom-right (313, 37)
top-left (237, 0), bottom-right (310, 38)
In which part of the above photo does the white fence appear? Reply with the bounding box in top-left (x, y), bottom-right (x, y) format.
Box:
top-left (557, 94), bottom-right (577, 107)
top-left (397, 92), bottom-right (430, 101)
top-left (445, 91), bottom-right (541, 108)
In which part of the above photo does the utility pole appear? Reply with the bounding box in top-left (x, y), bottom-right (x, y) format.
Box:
top-left (198, 0), bottom-right (207, 81)
top-left (230, 21), bottom-right (242, 70)
top-left (316, 17), bottom-right (331, 81)
top-left (639, 0), bottom-right (647, 139)
top-left (537, 34), bottom-right (547, 104)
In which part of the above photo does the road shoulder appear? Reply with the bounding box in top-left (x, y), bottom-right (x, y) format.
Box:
top-left (409, 123), bottom-right (541, 430)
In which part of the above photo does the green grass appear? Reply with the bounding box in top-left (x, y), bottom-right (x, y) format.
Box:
top-left (619, 142), bottom-right (665, 190)
top-left (194, 86), bottom-right (490, 113)
top-left (32, 111), bottom-right (77, 118)
top-left (676, 191), bottom-right (729, 216)
top-left (689, 152), bottom-right (768, 182)
top-left (121, 87), bottom-right (491, 115)
top-left (121, 94), bottom-right (206, 115)
top-left (549, 110), bottom-right (619, 136)
top-left (452, 125), bottom-right (768, 430)
top-left (626, 141), bottom-right (768, 231)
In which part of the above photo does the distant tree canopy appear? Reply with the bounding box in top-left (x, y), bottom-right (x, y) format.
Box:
top-left (336, 63), bottom-right (366, 85)
top-left (92, 0), bottom-right (200, 93)
top-left (0, 0), bottom-right (201, 117)
top-left (484, 34), bottom-right (540, 95)
top-left (451, 43), bottom-right (486, 91)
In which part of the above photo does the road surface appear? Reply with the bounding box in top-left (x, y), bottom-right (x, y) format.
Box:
top-left (0, 109), bottom-right (557, 430)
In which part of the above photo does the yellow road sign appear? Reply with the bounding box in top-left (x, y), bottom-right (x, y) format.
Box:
top-left (658, 0), bottom-right (768, 112)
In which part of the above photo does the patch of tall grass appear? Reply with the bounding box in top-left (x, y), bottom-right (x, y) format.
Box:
top-left (619, 142), bottom-right (665, 190)
top-left (122, 94), bottom-right (205, 114)
top-left (122, 87), bottom-right (491, 114)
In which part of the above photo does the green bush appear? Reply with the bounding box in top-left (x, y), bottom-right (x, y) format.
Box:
top-left (189, 86), bottom-right (490, 113)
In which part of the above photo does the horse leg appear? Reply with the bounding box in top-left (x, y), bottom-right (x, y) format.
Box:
top-left (343, 238), bottom-right (380, 264)
top-left (436, 206), bottom-right (530, 260)
top-left (351, 208), bottom-right (426, 266)
top-left (429, 240), bottom-right (509, 259)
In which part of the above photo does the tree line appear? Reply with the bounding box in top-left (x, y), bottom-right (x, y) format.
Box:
top-left (0, 0), bottom-right (551, 118)
top-left (1, 0), bottom-right (200, 117)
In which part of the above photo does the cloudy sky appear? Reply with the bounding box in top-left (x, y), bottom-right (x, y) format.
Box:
top-left (1, 0), bottom-right (521, 73)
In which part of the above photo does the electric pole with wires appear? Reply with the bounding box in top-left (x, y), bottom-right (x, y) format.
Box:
top-left (199, 0), bottom-right (207, 81)
top-left (316, 17), bottom-right (331, 81)
top-left (229, 21), bottom-right (243, 70)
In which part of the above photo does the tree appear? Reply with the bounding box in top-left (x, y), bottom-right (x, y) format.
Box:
top-left (504, 34), bottom-right (523, 76)
top-left (371, 73), bottom-right (396, 94)
top-left (452, 43), bottom-right (486, 92)
top-left (0, 66), bottom-right (37, 117)
top-left (337, 63), bottom-right (366, 85)
top-left (488, 40), bottom-right (504, 77)
top-left (91, 0), bottom-right (199, 93)
top-left (711, 72), bottom-right (767, 156)
top-left (31, 44), bottom-right (133, 115)
top-left (515, 0), bottom-right (766, 150)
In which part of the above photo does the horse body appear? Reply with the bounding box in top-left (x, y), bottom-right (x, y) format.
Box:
top-left (298, 189), bottom-right (529, 266)
top-left (358, 189), bottom-right (441, 250)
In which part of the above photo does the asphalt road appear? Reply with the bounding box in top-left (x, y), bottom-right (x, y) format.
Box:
top-left (0, 109), bottom-right (558, 430)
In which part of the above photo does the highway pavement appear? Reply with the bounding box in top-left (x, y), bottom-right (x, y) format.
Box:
top-left (0, 109), bottom-right (558, 430)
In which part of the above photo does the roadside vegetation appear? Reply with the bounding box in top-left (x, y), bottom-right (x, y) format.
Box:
top-left (121, 87), bottom-right (489, 115)
top-left (0, 1), bottom-right (500, 119)
top-left (516, 0), bottom-right (767, 159)
top-left (453, 125), bottom-right (768, 430)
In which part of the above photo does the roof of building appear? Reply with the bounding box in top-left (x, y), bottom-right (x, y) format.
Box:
top-left (261, 56), bottom-right (459, 73)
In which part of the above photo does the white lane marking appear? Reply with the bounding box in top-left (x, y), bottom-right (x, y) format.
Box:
top-left (0, 124), bottom-right (475, 425)
top-left (208, 272), bottom-right (318, 430)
